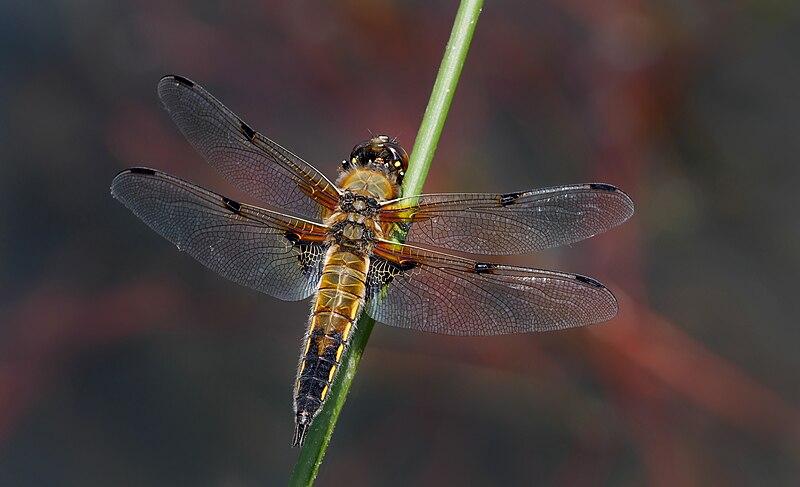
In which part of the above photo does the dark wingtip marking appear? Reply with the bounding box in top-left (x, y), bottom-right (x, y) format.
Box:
top-left (474, 262), bottom-right (496, 274)
top-left (240, 121), bottom-right (256, 141)
top-left (128, 167), bottom-right (156, 175)
top-left (589, 183), bottom-right (618, 192)
top-left (171, 75), bottom-right (195, 87)
top-left (499, 191), bottom-right (524, 206)
top-left (574, 274), bottom-right (605, 288)
top-left (222, 196), bottom-right (242, 213)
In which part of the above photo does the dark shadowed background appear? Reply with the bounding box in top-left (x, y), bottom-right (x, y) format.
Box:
top-left (1, 0), bottom-right (799, 485)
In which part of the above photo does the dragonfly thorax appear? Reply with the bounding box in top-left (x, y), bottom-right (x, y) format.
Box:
top-left (326, 191), bottom-right (384, 251)
top-left (330, 160), bottom-right (399, 252)
top-left (337, 191), bottom-right (379, 216)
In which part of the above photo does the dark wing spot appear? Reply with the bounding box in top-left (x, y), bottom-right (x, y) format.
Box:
top-left (589, 183), bottom-right (618, 192)
top-left (574, 274), bottom-right (604, 288)
top-left (283, 234), bottom-right (326, 279)
top-left (128, 167), bottom-right (156, 175)
top-left (366, 257), bottom-right (417, 300)
top-left (171, 75), bottom-right (195, 87)
top-left (474, 262), bottom-right (496, 274)
top-left (499, 191), bottom-right (524, 206)
top-left (222, 196), bottom-right (242, 213)
top-left (284, 231), bottom-right (301, 245)
top-left (397, 260), bottom-right (418, 272)
top-left (240, 121), bottom-right (256, 141)
top-left (296, 243), bottom-right (326, 279)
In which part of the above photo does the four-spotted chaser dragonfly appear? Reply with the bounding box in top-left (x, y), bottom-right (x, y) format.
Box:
top-left (111, 75), bottom-right (634, 447)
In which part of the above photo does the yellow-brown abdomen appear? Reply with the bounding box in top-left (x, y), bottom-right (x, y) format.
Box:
top-left (293, 245), bottom-right (369, 446)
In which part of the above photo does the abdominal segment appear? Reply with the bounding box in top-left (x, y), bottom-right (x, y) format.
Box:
top-left (293, 246), bottom-right (369, 447)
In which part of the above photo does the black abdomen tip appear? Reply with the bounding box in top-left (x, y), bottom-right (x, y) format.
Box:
top-left (292, 412), bottom-right (313, 448)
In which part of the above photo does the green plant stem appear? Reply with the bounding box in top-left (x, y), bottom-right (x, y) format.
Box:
top-left (402, 0), bottom-right (483, 198)
top-left (289, 1), bottom-right (482, 485)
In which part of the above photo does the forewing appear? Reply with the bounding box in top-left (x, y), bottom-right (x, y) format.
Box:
top-left (111, 168), bottom-right (328, 301)
top-left (158, 75), bottom-right (340, 219)
top-left (364, 240), bottom-right (618, 335)
top-left (379, 183), bottom-right (634, 255)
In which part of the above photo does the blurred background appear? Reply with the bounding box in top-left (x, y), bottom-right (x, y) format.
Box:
top-left (1, 0), bottom-right (799, 485)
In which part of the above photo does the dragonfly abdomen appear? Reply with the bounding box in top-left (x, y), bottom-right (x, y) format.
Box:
top-left (293, 245), bottom-right (369, 447)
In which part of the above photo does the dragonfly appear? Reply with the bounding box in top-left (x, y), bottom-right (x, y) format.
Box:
top-left (111, 75), bottom-right (634, 447)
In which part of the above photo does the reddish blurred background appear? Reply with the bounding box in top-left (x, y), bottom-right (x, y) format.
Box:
top-left (1, 0), bottom-right (798, 485)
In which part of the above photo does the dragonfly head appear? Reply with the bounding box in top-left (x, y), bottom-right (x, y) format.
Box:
top-left (343, 135), bottom-right (409, 186)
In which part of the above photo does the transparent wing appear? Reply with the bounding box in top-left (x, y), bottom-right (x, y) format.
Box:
top-left (364, 240), bottom-right (618, 335)
top-left (378, 183), bottom-right (634, 255)
top-left (158, 75), bottom-right (340, 219)
top-left (111, 168), bottom-right (329, 301)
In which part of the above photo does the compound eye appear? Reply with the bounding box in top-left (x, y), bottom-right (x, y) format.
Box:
top-left (387, 147), bottom-right (399, 160)
top-left (392, 145), bottom-right (409, 174)
top-left (349, 141), bottom-right (373, 166)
